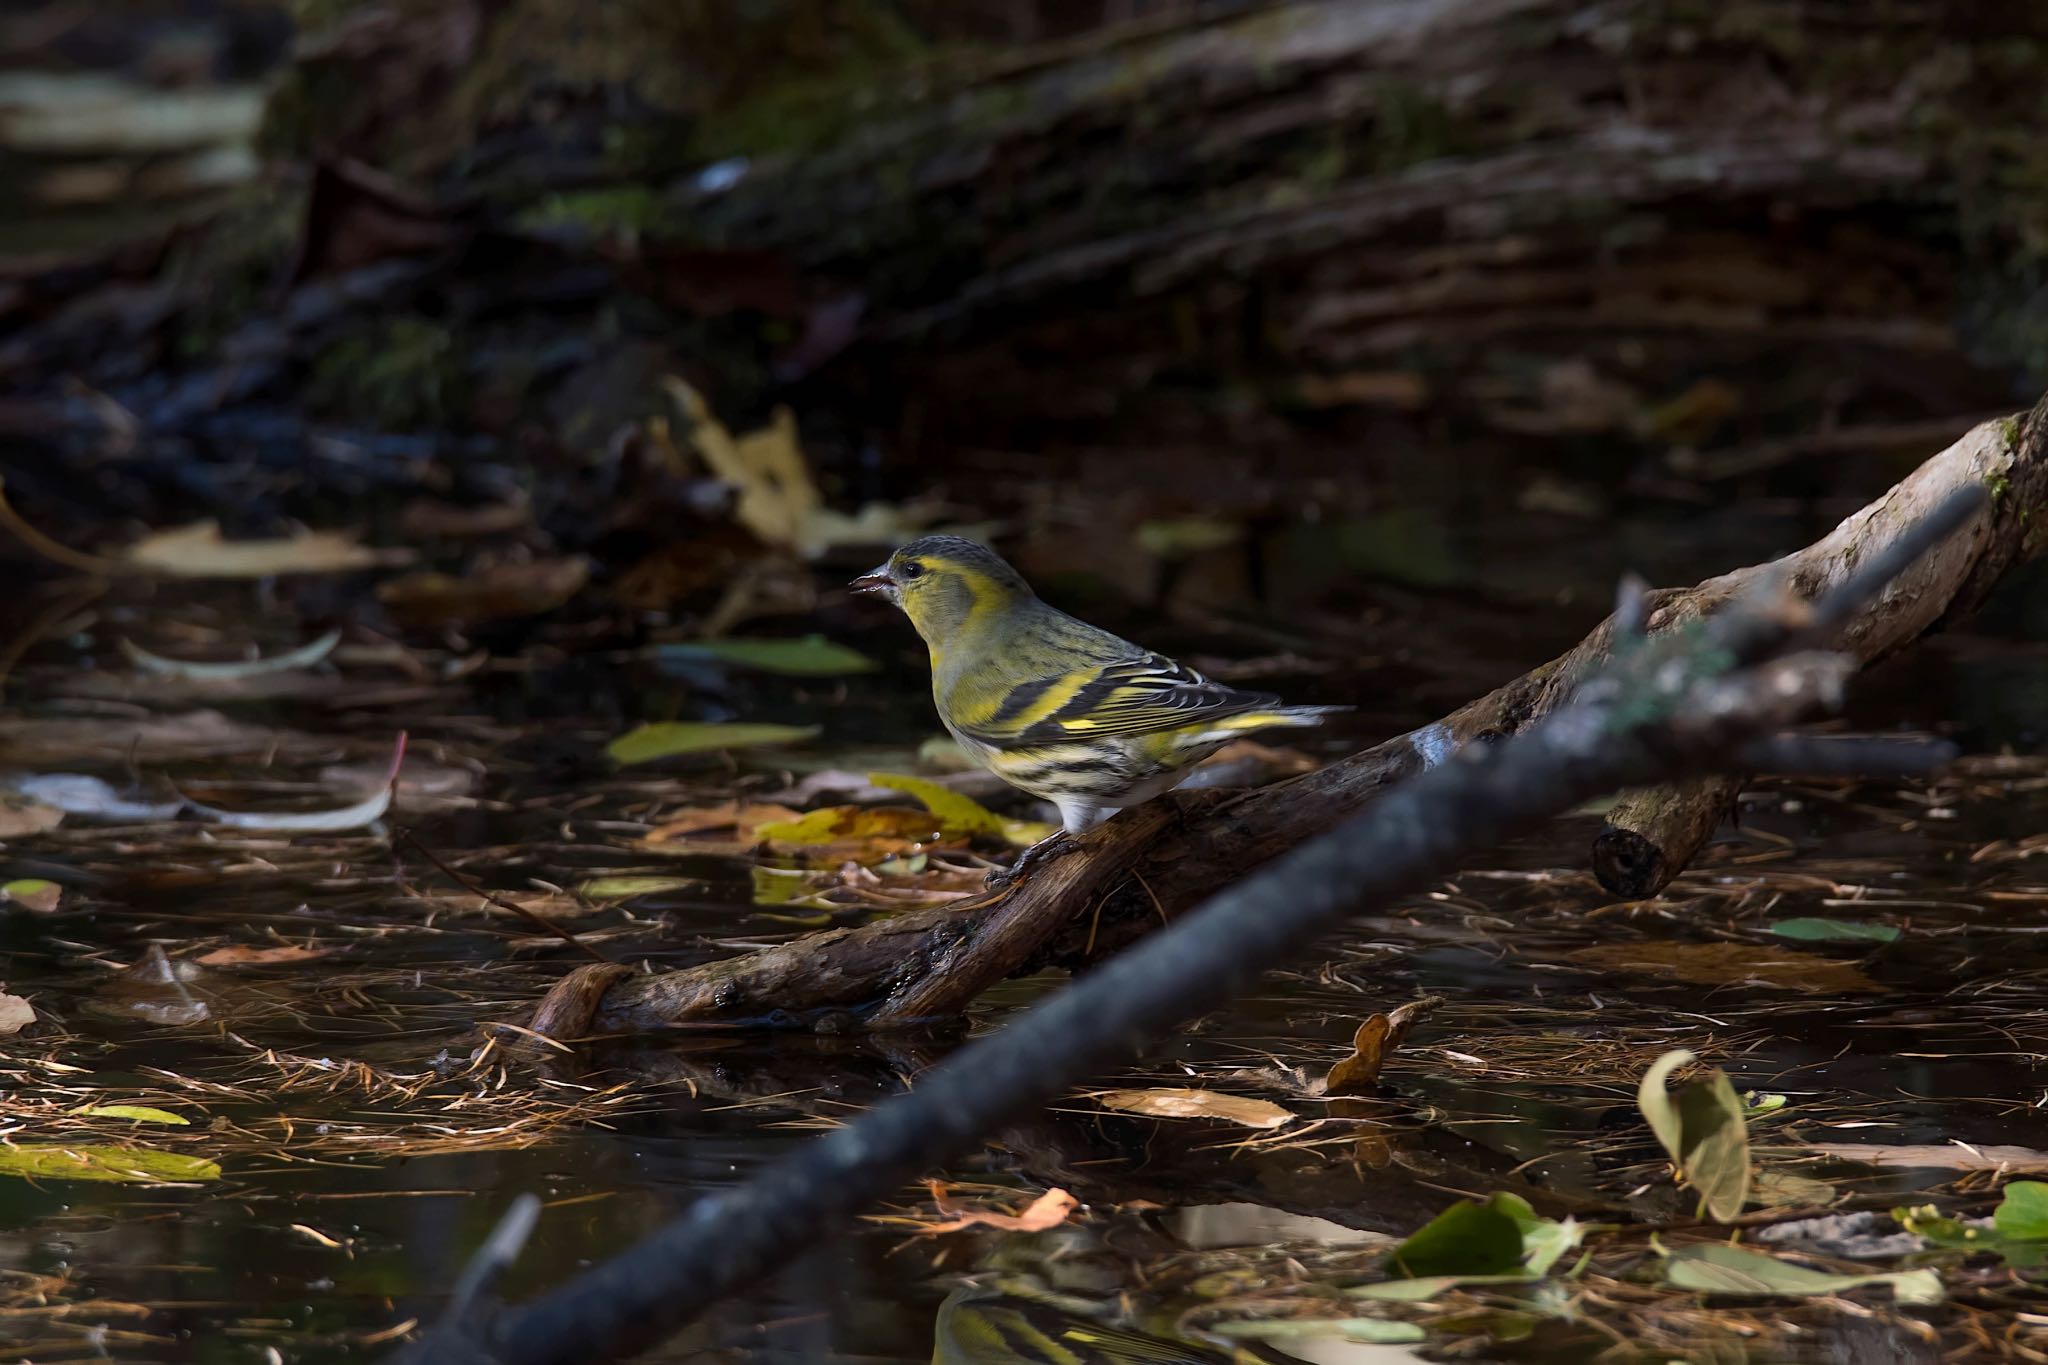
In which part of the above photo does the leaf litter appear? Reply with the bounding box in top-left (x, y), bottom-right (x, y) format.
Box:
top-left (0, 454), bottom-right (2043, 1361)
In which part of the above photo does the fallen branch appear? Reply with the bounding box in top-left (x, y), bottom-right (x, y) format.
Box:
top-left (398, 485), bottom-right (1982, 1365)
top-left (519, 401), bottom-right (2048, 1039)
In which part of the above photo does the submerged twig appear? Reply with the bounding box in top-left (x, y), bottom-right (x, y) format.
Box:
top-left (397, 829), bottom-right (614, 965)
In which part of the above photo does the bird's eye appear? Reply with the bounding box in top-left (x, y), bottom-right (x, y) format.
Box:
top-left (899, 561), bottom-right (925, 580)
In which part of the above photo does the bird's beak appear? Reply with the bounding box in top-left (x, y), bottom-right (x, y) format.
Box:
top-left (850, 565), bottom-right (895, 599)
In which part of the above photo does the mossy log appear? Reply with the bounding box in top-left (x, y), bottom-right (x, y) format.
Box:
top-left (516, 399), bottom-right (2048, 1040)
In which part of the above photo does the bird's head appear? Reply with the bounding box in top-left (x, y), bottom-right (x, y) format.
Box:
top-left (851, 535), bottom-right (1032, 641)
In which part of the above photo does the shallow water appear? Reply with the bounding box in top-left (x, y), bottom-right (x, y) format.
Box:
top-left (1, 494), bottom-right (2045, 1364)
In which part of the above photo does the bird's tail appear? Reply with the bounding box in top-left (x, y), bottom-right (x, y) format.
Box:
top-left (1210, 704), bottom-right (1349, 736)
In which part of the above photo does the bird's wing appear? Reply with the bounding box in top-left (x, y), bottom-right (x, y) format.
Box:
top-left (956, 652), bottom-right (1278, 747)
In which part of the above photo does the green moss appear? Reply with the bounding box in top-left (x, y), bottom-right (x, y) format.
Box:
top-left (304, 316), bottom-right (466, 430)
top-left (159, 184), bottom-right (307, 362)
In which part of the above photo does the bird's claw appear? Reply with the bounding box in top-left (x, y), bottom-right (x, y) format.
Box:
top-left (984, 833), bottom-right (1077, 889)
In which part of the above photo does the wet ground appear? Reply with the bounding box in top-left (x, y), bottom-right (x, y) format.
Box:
top-left (1, 490), bottom-right (2046, 1364)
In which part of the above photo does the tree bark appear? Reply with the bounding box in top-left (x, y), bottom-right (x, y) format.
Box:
top-left (509, 403), bottom-right (2047, 1041)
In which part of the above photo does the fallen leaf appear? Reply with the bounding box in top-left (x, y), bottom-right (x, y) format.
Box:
top-left (0, 793), bottom-right (63, 837)
top-left (575, 875), bottom-right (704, 900)
top-left (655, 636), bottom-right (875, 677)
top-left (607, 721), bottom-right (818, 765)
top-left (193, 945), bottom-right (331, 967)
top-left (1767, 917), bottom-right (1902, 944)
top-left (70, 1105), bottom-right (188, 1126)
top-left (642, 804), bottom-right (805, 847)
top-left (1750, 1168), bottom-right (1838, 1209)
top-left (753, 805), bottom-right (960, 858)
top-left (0, 1144), bottom-right (220, 1183)
top-left (921, 1183), bottom-right (1078, 1235)
top-left (1567, 941), bottom-right (1880, 993)
top-left (2, 878), bottom-right (61, 912)
top-left (1639, 1049), bottom-right (1751, 1221)
top-left (184, 733), bottom-right (406, 832)
top-left (123, 521), bottom-right (405, 577)
top-left (1662, 1242), bottom-right (1942, 1305)
top-left (664, 378), bottom-right (929, 557)
top-left (1389, 1197), bottom-right (1526, 1279)
top-left (119, 628), bottom-right (342, 680)
top-left (377, 558), bottom-right (590, 628)
top-left (869, 771), bottom-right (1052, 846)
top-left (8, 774), bottom-right (183, 822)
top-left (1209, 1318), bottom-right (1425, 1345)
top-left (1093, 1088), bottom-right (1294, 1130)
top-left (1809, 1142), bottom-right (2048, 1171)
top-left (0, 993), bottom-right (33, 1035)
top-left (1325, 996), bottom-right (1441, 1095)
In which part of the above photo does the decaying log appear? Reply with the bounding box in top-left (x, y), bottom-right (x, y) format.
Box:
top-left (518, 403), bottom-right (2047, 1041)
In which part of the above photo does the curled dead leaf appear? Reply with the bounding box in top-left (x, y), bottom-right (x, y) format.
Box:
top-left (1324, 995), bottom-right (1442, 1095)
top-left (919, 1183), bottom-right (1079, 1235)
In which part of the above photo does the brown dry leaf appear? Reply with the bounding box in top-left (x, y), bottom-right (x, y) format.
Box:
top-left (0, 993), bottom-right (33, 1036)
top-left (921, 1183), bottom-right (1079, 1235)
top-left (1094, 1088), bottom-right (1294, 1130)
top-left (1564, 942), bottom-right (1881, 994)
top-left (397, 494), bottom-right (531, 539)
top-left (1324, 996), bottom-right (1442, 1095)
top-left (377, 558), bottom-right (590, 628)
top-left (642, 803), bottom-right (804, 847)
top-left (0, 794), bottom-right (63, 838)
top-left (123, 521), bottom-right (406, 577)
top-left (194, 945), bottom-right (332, 967)
top-left (1806, 1142), bottom-right (2048, 1171)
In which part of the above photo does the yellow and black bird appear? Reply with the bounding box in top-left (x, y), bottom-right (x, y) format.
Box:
top-left (853, 536), bottom-right (1338, 857)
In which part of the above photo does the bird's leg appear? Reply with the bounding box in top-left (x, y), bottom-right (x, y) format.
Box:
top-left (983, 829), bottom-right (1080, 889)
top-left (984, 801), bottom-right (1106, 889)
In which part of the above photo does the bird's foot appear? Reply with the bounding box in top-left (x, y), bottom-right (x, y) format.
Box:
top-left (984, 832), bottom-right (1079, 890)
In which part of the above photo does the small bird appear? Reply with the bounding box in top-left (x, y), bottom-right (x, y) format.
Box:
top-left (853, 536), bottom-right (1339, 875)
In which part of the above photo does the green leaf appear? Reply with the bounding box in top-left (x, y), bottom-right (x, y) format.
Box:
top-left (751, 866), bottom-right (812, 906)
top-left (71, 1105), bottom-right (189, 1126)
top-left (1350, 1273), bottom-right (1534, 1302)
top-left (659, 637), bottom-right (875, 677)
top-left (1209, 1318), bottom-right (1426, 1344)
top-left (1638, 1049), bottom-right (1752, 1220)
top-left (2, 878), bottom-right (61, 912)
top-left (1663, 1243), bottom-right (1942, 1306)
top-left (575, 875), bottom-right (702, 900)
top-left (1768, 917), bottom-right (1901, 943)
top-left (0, 1144), bottom-right (220, 1183)
top-left (1995, 1181), bottom-right (2048, 1241)
top-left (606, 722), bottom-right (818, 765)
top-left (1391, 1195), bottom-right (1529, 1278)
top-left (1898, 1197), bottom-right (2048, 1271)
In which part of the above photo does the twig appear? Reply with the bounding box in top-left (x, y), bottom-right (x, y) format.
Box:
top-left (0, 476), bottom-right (122, 575)
top-left (395, 829), bottom-right (613, 964)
